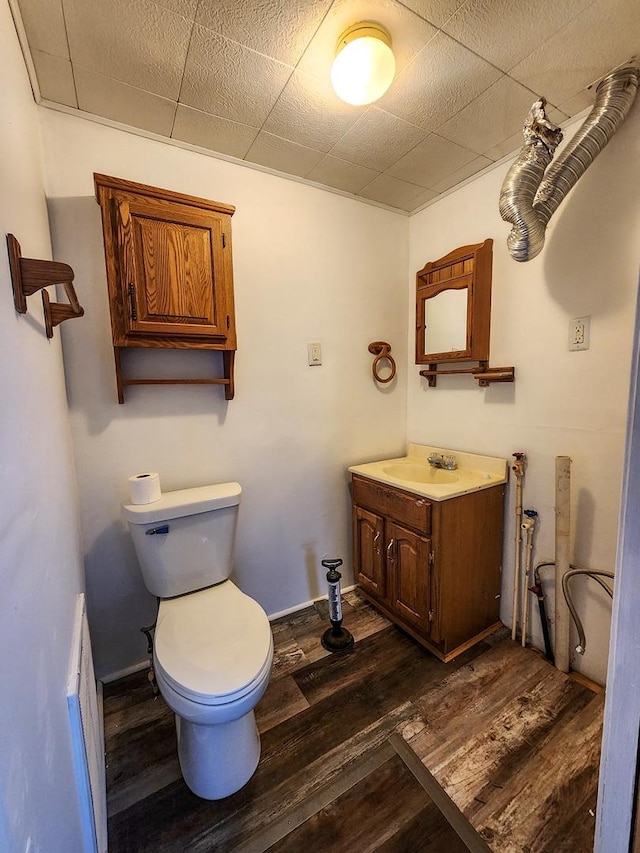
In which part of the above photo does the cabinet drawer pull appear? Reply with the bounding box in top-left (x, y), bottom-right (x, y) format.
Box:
top-left (373, 531), bottom-right (381, 555)
top-left (386, 538), bottom-right (395, 562)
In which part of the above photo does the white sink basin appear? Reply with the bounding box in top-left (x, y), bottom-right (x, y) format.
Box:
top-left (382, 463), bottom-right (459, 485)
top-left (349, 444), bottom-right (508, 501)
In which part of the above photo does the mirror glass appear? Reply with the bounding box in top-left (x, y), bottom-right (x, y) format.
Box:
top-left (424, 288), bottom-right (468, 354)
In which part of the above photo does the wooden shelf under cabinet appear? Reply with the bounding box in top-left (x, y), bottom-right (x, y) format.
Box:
top-left (113, 347), bottom-right (235, 404)
top-left (351, 474), bottom-right (505, 661)
top-left (94, 173), bottom-right (237, 403)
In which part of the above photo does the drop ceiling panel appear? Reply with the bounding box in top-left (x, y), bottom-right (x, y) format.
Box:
top-left (17, 0), bottom-right (69, 57)
top-left (245, 132), bottom-right (325, 177)
top-left (441, 0), bottom-right (596, 73)
top-left (151, 0), bottom-right (199, 17)
top-left (429, 155), bottom-right (493, 193)
top-left (558, 90), bottom-right (595, 118)
top-left (378, 30), bottom-right (503, 131)
top-left (196, 0), bottom-right (334, 67)
top-left (387, 133), bottom-right (480, 189)
top-left (307, 155), bottom-right (379, 193)
top-left (180, 25), bottom-right (293, 126)
top-left (63, 0), bottom-right (193, 100)
top-left (483, 131), bottom-right (526, 163)
top-left (358, 173), bottom-right (428, 210)
top-left (262, 68), bottom-right (365, 151)
top-left (437, 75), bottom-right (567, 156)
top-left (75, 67), bottom-right (177, 136)
top-left (329, 108), bottom-right (427, 172)
top-left (509, 0), bottom-right (640, 107)
top-left (398, 0), bottom-right (467, 29)
top-left (172, 105), bottom-right (258, 157)
top-left (10, 0), bottom-right (638, 213)
top-left (31, 51), bottom-right (76, 106)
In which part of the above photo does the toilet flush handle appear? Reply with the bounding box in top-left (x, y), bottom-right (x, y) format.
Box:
top-left (145, 524), bottom-right (170, 536)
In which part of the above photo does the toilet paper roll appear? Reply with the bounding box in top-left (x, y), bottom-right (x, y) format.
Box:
top-left (128, 472), bottom-right (162, 505)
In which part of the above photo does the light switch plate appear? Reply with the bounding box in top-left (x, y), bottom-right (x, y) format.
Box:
top-left (308, 341), bottom-right (322, 365)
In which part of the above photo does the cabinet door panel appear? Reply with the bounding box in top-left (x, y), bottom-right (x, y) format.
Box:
top-left (117, 197), bottom-right (228, 339)
top-left (353, 506), bottom-right (385, 599)
top-left (387, 520), bottom-right (431, 632)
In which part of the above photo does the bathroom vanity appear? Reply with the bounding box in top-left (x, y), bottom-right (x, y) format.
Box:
top-left (349, 445), bottom-right (507, 661)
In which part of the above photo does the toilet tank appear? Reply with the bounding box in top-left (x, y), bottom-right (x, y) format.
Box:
top-left (122, 483), bottom-right (241, 598)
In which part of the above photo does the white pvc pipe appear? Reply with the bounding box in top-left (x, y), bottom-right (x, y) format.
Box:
top-left (511, 454), bottom-right (526, 641)
top-left (521, 516), bottom-right (536, 647)
top-left (555, 456), bottom-right (572, 672)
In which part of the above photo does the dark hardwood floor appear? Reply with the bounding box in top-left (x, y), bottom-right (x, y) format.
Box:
top-left (104, 592), bottom-right (603, 852)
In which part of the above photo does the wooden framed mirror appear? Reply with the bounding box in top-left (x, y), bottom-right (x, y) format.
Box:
top-left (415, 239), bottom-right (514, 387)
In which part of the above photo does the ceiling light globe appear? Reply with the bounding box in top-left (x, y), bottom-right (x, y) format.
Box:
top-left (331, 23), bottom-right (395, 106)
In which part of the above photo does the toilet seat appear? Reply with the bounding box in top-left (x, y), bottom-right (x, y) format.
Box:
top-left (154, 581), bottom-right (273, 706)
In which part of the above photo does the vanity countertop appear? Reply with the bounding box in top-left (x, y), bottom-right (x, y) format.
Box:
top-left (348, 443), bottom-right (508, 502)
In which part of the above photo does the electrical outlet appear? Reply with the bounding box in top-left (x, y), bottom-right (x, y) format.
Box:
top-left (307, 341), bottom-right (322, 366)
top-left (568, 316), bottom-right (590, 351)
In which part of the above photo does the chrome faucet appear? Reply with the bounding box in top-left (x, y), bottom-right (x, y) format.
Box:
top-left (428, 453), bottom-right (457, 470)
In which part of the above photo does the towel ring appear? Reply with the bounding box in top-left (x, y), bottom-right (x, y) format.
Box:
top-left (368, 341), bottom-right (396, 384)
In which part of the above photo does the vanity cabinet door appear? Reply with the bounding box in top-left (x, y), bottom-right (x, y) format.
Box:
top-left (386, 520), bottom-right (431, 633)
top-left (353, 506), bottom-right (386, 599)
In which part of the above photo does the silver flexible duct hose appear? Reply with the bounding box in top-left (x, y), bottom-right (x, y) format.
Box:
top-left (499, 65), bottom-right (639, 262)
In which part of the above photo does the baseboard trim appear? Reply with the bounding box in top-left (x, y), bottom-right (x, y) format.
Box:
top-left (268, 585), bottom-right (356, 622)
top-left (100, 659), bottom-right (149, 684)
top-left (101, 587), bottom-right (357, 682)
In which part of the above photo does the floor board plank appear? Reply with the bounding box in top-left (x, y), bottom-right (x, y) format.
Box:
top-left (255, 674), bottom-right (309, 734)
top-left (432, 669), bottom-right (595, 812)
top-left (267, 753), bottom-right (469, 853)
top-left (104, 612), bottom-right (602, 853)
top-left (471, 693), bottom-right (604, 852)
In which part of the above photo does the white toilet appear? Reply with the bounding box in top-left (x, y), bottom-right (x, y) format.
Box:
top-left (122, 482), bottom-right (274, 800)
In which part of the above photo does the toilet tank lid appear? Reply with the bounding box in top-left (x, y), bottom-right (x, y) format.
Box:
top-left (122, 482), bottom-right (242, 524)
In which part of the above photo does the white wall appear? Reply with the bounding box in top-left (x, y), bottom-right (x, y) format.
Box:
top-left (38, 111), bottom-right (409, 679)
top-left (0, 2), bottom-right (86, 850)
top-left (408, 106), bottom-right (640, 684)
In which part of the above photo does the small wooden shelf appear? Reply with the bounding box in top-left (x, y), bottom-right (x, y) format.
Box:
top-left (114, 348), bottom-right (234, 403)
top-left (7, 233), bottom-right (84, 338)
top-left (419, 362), bottom-right (514, 387)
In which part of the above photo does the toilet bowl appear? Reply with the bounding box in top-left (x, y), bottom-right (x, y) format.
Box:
top-left (154, 582), bottom-right (274, 799)
top-left (122, 482), bottom-right (273, 800)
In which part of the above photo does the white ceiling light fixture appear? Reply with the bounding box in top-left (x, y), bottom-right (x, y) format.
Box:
top-left (331, 21), bottom-right (396, 106)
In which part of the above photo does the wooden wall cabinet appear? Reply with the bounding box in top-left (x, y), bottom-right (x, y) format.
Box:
top-left (94, 173), bottom-right (237, 402)
top-left (416, 239), bottom-right (514, 387)
top-left (351, 474), bottom-right (505, 661)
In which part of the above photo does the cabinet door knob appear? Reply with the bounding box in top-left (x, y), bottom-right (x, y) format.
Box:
top-left (373, 531), bottom-right (381, 555)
